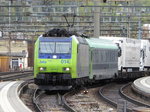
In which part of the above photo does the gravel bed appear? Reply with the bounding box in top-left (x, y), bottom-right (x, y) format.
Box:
top-left (66, 87), bottom-right (117, 112)
top-left (20, 83), bottom-right (37, 112)
top-left (38, 93), bottom-right (68, 112)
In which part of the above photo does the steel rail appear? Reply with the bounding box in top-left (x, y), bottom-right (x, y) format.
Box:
top-left (98, 84), bottom-right (138, 112)
top-left (18, 79), bottom-right (34, 98)
top-left (119, 83), bottom-right (150, 108)
top-left (0, 70), bottom-right (32, 76)
top-left (32, 88), bottom-right (43, 112)
top-left (62, 90), bottom-right (77, 112)
top-left (99, 86), bottom-right (117, 107)
top-left (0, 71), bottom-right (33, 81)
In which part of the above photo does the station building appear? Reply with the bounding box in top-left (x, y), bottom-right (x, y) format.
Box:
top-left (0, 38), bottom-right (33, 72)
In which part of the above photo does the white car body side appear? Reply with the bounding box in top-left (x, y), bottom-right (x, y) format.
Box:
top-left (100, 36), bottom-right (141, 71)
top-left (140, 40), bottom-right (150, 70)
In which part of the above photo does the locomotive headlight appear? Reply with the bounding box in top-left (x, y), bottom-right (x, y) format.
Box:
top-left (39, 67), bottom-right (46, 71)
top-left (53, 55), bottom-right (57, 59)
top-left (63, 67), bottom-right (70, 71)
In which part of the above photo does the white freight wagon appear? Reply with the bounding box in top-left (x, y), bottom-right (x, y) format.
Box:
top-left (140, 39), bottom-right (150, 70)
top-left (100, 36), bottom-right (141, 72)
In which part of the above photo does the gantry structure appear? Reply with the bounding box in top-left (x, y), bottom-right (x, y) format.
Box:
top-left (0, 0), bottom-right (150, 39)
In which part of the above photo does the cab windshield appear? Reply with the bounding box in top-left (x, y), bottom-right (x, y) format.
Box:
top-left (39, 42), bottom-right (71, 54)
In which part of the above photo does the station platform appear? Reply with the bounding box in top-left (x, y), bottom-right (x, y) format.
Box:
top-left (132, 76), bottom-right (150, 98)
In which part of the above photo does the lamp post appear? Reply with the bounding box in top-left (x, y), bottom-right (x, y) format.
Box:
top-left (138, 10), bottom-right (144, 39)
top-left (127, 14), bottom-right (131, 38)
top-left (22, 50), bottom-right (27, 72)
top-left (138, 13), bottom-right (142, 39)
top-left (8, 0), bottom-right (11, 71)
top-left (94, 0), bottom-right (100, 38)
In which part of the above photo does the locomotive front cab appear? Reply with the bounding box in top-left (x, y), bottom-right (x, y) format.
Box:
top-left (34, 36), bottom-right (78, 85)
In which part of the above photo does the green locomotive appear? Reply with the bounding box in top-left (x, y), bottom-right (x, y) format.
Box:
top-left (34, 35), bottom-right (118, 88)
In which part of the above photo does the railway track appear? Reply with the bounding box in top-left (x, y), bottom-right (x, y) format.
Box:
top-left (33, 89), bottom-right (69, 112)
top-left (20, 81), bottom-right (150, 112)
top-left (99, 83), bottom-right (150, 112)
top-left (12, 78), bottom-right (150, 112)
top-left (120, 83), bottom-right (150, 107)
top-left (63, 88), bottom-right (116, 112)
top-left (0, 71), bottom-right (33, 81)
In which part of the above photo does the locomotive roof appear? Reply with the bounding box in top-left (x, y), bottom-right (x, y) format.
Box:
top-left (86, 38), bottom-right (118, 49)
top-left (39, 36), bottom-right (72, 42)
